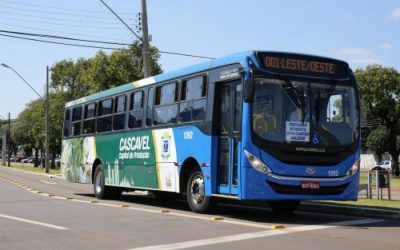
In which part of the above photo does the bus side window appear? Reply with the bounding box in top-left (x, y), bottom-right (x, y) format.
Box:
top-left (146, 87), bottom-right (154, 127)
top-left (129, 90), bottom-right (144, 129)
top-left (63, 109), bottom-right (71, 137)
top-left (113, 95), bottom-right (127, 131)
top-left (179, 76), bottom-right (207, 123)
top-left (153, 82), bottom-right (178, 125)
top-left (97, 98), bottom-right (113, 132)
top-left (83, 103), bottom-right (96, 134)
top-left (71, 106), bottom-right (82, 136)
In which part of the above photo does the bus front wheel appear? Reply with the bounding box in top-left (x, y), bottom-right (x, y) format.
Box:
top-left (186, 170), bottom-right (214, 213)
top-left (268, 200), bottom-right (300, 214)
top-left (93, 167), bottom-right (114, 199)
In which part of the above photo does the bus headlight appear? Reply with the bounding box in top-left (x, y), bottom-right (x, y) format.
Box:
top-left (346, 159), bottom-right (360, 177)
top-left (244, 150), bottom-right (272, 175)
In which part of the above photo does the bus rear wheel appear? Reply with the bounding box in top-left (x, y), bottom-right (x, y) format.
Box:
top-left (268, 200), bottom-right (300, 214)
top-left (186, 170), bottom-right (214, 213)
top-left (94, 167), bottom-right (115, 199)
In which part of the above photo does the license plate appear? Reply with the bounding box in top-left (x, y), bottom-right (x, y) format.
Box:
top-left (301, 181), bottom-right (320, 189)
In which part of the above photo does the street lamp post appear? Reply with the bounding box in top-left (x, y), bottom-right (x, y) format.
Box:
top-left (1, 63), bottom-right (50, 173)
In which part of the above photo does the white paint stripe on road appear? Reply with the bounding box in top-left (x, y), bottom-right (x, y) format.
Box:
top-left (127, 218), bottom-right (383, 250)
top-left (40, 180), bottom-right (57, 185)
top-left (0, 213), bottom-right (68, 230)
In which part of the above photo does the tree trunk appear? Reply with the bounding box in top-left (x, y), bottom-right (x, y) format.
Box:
top-left (388, 125), bottom-right (400, 176)
top-left (51, 150), bottom-right (56, 169)
top-left (391, 152), bottom-right (400, 176)
top-left (34, 148), bottom-right (39, 168)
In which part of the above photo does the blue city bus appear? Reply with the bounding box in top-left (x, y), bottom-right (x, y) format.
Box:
top-left (61, 51), bottom-right (360, 213)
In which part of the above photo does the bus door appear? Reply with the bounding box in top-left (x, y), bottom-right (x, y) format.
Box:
top-left (215, 80), bottom-right (242, 195)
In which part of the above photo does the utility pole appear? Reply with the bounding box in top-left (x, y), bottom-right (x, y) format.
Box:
top-left (7, 112), bottom-right (10, 167)
top-left (98, 0), bottom-right (151, 77)
top-left (2, 128), bottom-right (6, 166)
top-left (141, 0), bottom-right (151, 78)
top-left (45, 66), bottom-right (50, 174)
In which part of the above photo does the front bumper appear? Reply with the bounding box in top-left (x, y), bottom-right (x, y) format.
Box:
top-left (244, 167), bottom-right (359, 201)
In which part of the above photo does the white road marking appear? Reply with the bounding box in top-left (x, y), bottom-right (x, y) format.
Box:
top-left (127, 218), bottom-right (383, 250)
top-left (0, 213), bottom-right (68, 230)
top-left (40, 180), bottom-right (57, 185)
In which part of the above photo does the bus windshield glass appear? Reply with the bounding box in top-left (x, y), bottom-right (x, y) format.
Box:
top-left (252, 78), bottom-right (359, 146)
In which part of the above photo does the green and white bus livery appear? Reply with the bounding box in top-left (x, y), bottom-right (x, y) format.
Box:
top-left (62, 51), bottom-right (360, 213)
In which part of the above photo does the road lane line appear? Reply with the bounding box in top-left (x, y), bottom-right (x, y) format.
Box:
top-left (127, 218), bottom-right (383, 250)
top-left (0, 213), bottom-right (68, 230)
top-left (1, 175), bottom-right (384, 233)
top-left (40, 180), bottom-right (57, 185)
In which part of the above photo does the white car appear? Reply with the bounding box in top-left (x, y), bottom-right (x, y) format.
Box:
top-left (377, 160), bottom-right (392, 172)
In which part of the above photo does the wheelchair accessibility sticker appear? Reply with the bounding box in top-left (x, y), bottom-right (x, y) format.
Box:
top-left (312, 133), bottom-right (321, 145)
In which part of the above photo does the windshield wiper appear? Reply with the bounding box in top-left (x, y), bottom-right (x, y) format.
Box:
top-left (315, 81), bottom-right (337, 124)
top-left (283, 80), bottom-right (306, 122)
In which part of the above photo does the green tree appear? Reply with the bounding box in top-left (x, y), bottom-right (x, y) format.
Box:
top-left (12, 42), bottom-right (162, 168)
top-left (366, 126), bottom-right (390, 162)
top-left (356, 65), bottom-right (400, 175)
top-left (51, 41), bottom-right (162, 98)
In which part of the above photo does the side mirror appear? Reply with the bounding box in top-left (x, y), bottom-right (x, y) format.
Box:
top-left (243, 79), bottom-right (254, 103)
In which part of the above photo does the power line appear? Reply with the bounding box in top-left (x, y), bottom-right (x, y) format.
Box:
top-left (0, 29), bottom-right (216, 59)
top-left (0, 16), bottom-right (128, 30)
top-left (0, 33), bottom-right (121, 50)
top-left (0, 29), bottom-right (130, 46)
top-left (0, 22), bottom-right (130, 41)
top-left (159, 50), bottom-right (215, 60)
top-left (0, 4), bottom-right (134, 20)
top-left (99, 0), bottom-right (142, 41)
top-left (0, 10), bottom-right (135, 26)
top-left (0, 0), bottom-right (134, 16)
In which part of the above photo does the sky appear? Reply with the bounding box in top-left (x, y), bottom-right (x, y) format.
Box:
top-left (0, 0), bottom-right (399, 119)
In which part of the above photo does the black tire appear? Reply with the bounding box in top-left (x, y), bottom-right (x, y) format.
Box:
top-left (268, 200), bottom-right (300, 214)
top-left (93, 167), bottom-right (113, 199)
top-left (186, 170), bottom-right (214, 213)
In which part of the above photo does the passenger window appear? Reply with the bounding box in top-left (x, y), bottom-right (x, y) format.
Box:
top-left (130, 91), bottom-right (143, 110)
top-left (181, 76), bottom-right (207, 101)
top-left (154, 82), bottom-right (178, 125)
top-left (146, 87), bottom-right (154, 126)
top-left (71, 106), bottom-right (82, 136)
top-left (63, 109), bottom-right (71, 137)
top-left (98, 98), bottom-right (113, 116)
top-left (179, 76), bottom-right (207, 123)
top-left (97, 98), bottom-right (113, 132)
top-left (83, 103), bottom-right (96, 134)
top-left (155, 82), bottom-right (178, 105)
top-left (129, 91), bottom-right (143, 129)
top-left (113, 95), bottom-right (126, 131)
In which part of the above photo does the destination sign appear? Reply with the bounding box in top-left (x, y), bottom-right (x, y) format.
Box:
top-left (256, 52), bottom-right (348, 77)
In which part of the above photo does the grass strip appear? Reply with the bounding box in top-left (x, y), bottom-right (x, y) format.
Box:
top-left (7, 164), bottom-right (61, 175)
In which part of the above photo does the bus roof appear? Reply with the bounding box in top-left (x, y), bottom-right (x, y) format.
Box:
top-left (65, 50), bottom-right (348, 108)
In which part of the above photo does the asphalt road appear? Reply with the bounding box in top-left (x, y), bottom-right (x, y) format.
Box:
top-left (0, 166), bottom-right (399, 250)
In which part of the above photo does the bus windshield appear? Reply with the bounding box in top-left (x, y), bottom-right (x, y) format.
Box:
top-left (252, 78), bottom-right (359, 146)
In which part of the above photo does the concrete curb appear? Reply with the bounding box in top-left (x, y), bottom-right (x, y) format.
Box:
top-left (300, 202), bottom-right (400, 220)
top-left (0, 166), bottom-right (65, 180)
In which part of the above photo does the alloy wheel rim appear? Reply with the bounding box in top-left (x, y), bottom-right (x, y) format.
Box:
top-left (190, 174), bottom-right (204, 204)
top-left (95, 171), bottom-right (103, 194)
